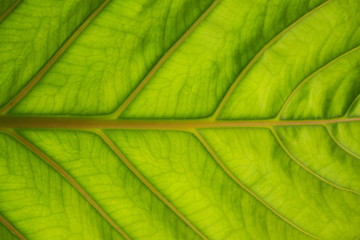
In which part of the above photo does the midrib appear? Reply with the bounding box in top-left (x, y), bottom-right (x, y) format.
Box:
top-left (0, 116), bottom-right (358, 130)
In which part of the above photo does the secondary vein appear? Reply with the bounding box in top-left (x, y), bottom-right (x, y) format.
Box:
top-left (0, 0), bottom-right (111, 115)
top-left (0, 0), bottom-right (21, 22)
top-left (4, 130), bottom-right (131, 240)
top-left (96, 130), bottom-right (208, 240)
top-left (324, 124), bottom-right (360, 160)
top-left (110, 0), bottom-right (221, 118)
top-left (192, 130), bottom-right (320, 240)
top-left (210, 0), bottom-right (334, 120)
top-left (345, 94), bottom-right (360, 116)
top-left (276, 44), bottom-right (360, 119)
top-left (0, 215), bottom-right (26, 240)
top-left (270, 127), bottom-right (360, 196)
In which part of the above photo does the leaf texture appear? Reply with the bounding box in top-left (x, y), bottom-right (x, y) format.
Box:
top-left (0, 0), bottom-right (359, 239)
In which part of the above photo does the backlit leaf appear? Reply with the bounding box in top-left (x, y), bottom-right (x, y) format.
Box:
top-left (0, 0), bottom-right (359, 239)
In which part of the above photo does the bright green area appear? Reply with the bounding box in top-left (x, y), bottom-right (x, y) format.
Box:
top-left (0, 0), bottom-right (359, 239)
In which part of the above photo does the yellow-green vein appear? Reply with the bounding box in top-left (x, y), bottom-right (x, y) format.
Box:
top-left (0, 0), bottom-right (111, 115)
top-left (276, 45), bottom-right (360, 119)
top-left (270, 127), bottom-right (360, 196)
top-left (3, 130), bottom-right (131, 240)
top-left (324, 124), bottom-right (360, 160)
top-left (0, 215), bottom-right (26, 240)
top-left (96, 130), bottom-right (208, 240)
top-left (345, 95), bottom-right (360, 116)
top-left (210, 0), bottom-right (334, 120)
top-left (191, 130), bottom-right (320, 240)
top-left (110, 0), bottom-right (221, 118)
top-left (0, 0), bottom-right (21, 22)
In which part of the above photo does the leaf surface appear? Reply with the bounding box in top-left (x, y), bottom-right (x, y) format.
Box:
top-left (0, 0), bottom-right (359, 239)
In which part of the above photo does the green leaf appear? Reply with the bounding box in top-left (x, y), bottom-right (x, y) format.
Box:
top-left (0, 0), bottom-right (359, 239)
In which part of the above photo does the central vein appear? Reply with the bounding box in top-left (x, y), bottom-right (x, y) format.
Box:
top-left (0, 116), bottom-right (358, 130)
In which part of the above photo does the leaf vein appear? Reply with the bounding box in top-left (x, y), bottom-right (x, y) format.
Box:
top-left (110, 0), bottom-right (221, 118)
top-left (345, 94), bottom-right (360, 116)
top-left (0, 0), bottom-right (21, 22)
top-left (211, 0), bottom-right (334, 120)
top-left (276, 45), bottom-right (360, 119)
top-left (0, 0), bottom-right (111, 115)
top-left (192, 130), bottom-right (320, 240)
top-left (0, 116), bottom-right (359, 130)
top-left (0, 214), bottom-right (26, 240)
top-left (324, 124), bottom-right (360, 160)
top-left (3, 130), bottom-right (131, 239)
top-left (96, 130), bottom-right (208, 240)
top-left (270, 127), bottom-right (360, 196)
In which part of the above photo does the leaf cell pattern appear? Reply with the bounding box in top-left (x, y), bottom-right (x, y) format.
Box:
top-left (0, 0), bottom-right (359, 239)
